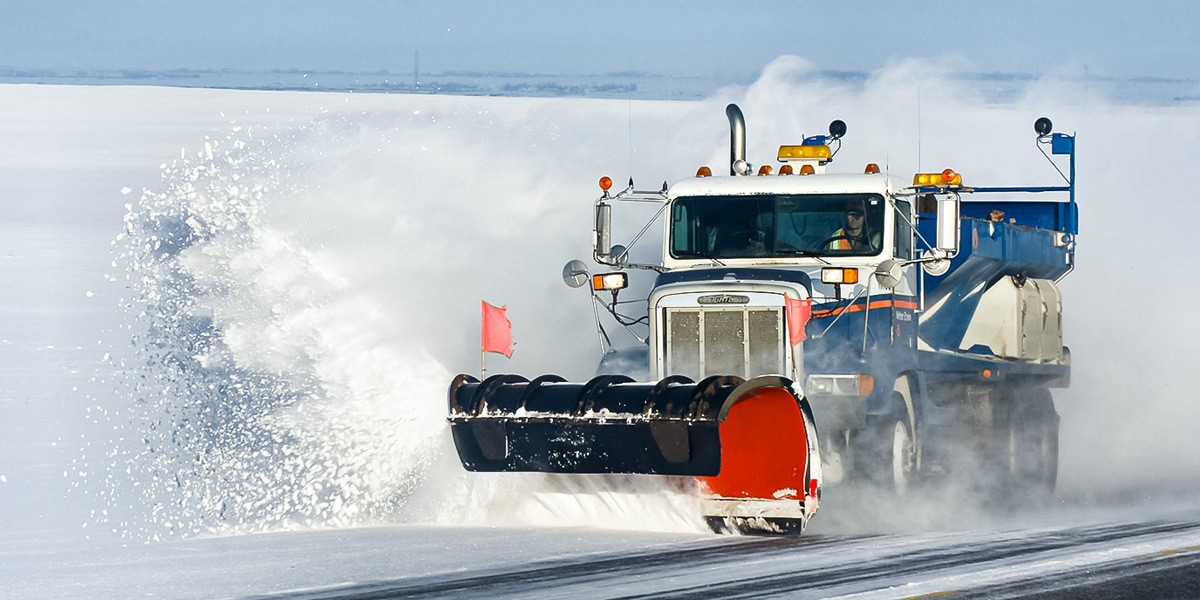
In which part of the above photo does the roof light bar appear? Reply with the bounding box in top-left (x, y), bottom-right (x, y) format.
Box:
top-left (778, 145), bottom-right (832, 161)
top-left (913, 169), bottom-right (963, 186)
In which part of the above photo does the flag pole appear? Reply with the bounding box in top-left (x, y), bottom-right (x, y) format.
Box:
top-left (481, 300), bottom-right (486, 379)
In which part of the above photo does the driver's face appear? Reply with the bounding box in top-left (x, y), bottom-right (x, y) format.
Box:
top-left (845, 210), bottom-right (864, 231)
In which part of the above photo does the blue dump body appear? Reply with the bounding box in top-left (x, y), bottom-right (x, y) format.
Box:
top-left (918, 200), bottom-right (1074, 354)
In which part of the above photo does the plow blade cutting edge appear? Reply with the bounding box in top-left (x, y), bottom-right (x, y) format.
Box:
top-left (448, 373), bottom-right (818, 481)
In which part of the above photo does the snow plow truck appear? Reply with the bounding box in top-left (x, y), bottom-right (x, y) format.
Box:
top-left (448, 104), bottom-right (1077, 533)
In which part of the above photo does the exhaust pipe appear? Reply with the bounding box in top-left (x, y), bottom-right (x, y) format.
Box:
top-left (726, 104), bottom-right (746, 176)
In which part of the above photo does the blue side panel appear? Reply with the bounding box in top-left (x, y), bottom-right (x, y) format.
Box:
top-left (805, 296), bottom-right (918, 368)
top-left (915, 217), bottom-right (1073, 352)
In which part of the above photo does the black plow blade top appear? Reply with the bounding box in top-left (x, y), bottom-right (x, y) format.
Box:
top-left (447, 373), bottom-right (747, 476)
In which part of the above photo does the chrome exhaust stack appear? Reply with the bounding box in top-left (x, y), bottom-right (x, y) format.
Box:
top-left (726, 104), bottom-right (747, 176)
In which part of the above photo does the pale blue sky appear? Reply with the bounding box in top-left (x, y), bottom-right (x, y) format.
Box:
top-left (2, 0), bottom-right (1197, 80)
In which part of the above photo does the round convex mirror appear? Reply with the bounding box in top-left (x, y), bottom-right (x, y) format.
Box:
top-left (609, 244), bottom-right (627, 265)
top-left (562, 259), bottom-right (589, 288)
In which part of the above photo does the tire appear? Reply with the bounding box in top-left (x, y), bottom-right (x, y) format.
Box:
top-left (995, 387), bottom-right (1059, 497)
top-left (594, 346), bottom-right (649, 380)
top-left (862, 391), bottom-right (917, 496)
top-left (884, 412), bottom-right (916, 497)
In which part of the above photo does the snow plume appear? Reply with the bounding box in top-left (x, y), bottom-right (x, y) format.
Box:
top-left (95, 121), bottom-right (449, 539)
top-left (91, 97), bottom-right (712, 539)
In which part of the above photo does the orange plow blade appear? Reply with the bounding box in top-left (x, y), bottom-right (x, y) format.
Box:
top-left (700, 378), bottom-right (822, 532)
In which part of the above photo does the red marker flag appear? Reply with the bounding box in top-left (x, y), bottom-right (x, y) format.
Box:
top-left (785, 297), bottom-right (812, 345)
top-left (481, 301), bottom-right (514, 358)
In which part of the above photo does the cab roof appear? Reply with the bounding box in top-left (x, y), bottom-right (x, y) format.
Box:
top-left (667, 173), bottom-right (903, 200)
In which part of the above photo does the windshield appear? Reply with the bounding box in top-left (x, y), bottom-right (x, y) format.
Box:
top-left (670, 193), bottom-right (886, 259)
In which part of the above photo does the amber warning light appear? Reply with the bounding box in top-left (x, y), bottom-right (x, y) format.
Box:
top-left (821, 268), bottom-right (859, 285)
top-left (913, 169), bottom-right (963, 186)
top-left (592, 273), bottom-right (628, 291)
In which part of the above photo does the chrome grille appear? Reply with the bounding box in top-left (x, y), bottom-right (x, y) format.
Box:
top-left (665, 306), bottom-right (785, 380)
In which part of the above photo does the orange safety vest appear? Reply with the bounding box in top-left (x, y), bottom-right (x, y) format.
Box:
top-left (829, 228), bottom-right (853, 250)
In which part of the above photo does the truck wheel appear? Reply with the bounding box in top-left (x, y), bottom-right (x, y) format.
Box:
top-left (997, 387), bottom-right (1059, 497)
top-left (863, 403), bottom-right (916, 496)
top-left (887, 415), bottom-right (916, 496)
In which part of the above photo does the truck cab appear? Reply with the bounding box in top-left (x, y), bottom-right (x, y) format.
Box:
top-left (650, 172), bottom-right (916, 383)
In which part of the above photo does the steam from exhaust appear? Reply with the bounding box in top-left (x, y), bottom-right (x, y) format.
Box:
top-left (92, 55), bottom-right (1200, 539)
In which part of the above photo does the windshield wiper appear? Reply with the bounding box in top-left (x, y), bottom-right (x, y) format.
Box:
top-left (778, 248), bottom-right (830, 265)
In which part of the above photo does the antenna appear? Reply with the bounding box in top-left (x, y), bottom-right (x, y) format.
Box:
top-left (917, 86), bottom-right (922, 172)
top-left (628, 98), bottom-right (633, 178)
top-left (628, 55), bottom-right (634, 178)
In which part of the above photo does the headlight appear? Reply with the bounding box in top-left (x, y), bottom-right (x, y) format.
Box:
top-left (592, 272), bottom-right (628, 291)
top-left (821, 268), bottom-right (860, 285)
top-left (806, 374), bottom-right (874, 397)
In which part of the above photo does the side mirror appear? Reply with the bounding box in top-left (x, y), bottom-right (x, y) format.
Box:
top-left (921, 249), bottom-right (951, 276)
top-left (935, 194), bottom-right (960, 253)
top-left (562, 259), bottom-right (589, 288)
top-left (874, 259), bottom-right (904, 289)
top-left (609, 244), bottom-right (628, 265)
top-left (595, 202), bottom-right (612, 258)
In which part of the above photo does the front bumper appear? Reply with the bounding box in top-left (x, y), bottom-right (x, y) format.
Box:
top-left (804, 393), bottom-right (867, 432)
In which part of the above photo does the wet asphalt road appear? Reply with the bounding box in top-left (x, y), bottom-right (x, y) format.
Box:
top-left (251, 518), bottom-right (1200, 599)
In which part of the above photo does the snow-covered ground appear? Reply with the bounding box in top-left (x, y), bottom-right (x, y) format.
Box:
top-left (3, 57), bottom-right (1200, 597)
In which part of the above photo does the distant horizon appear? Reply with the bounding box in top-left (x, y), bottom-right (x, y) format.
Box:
top-left (3, 62), bottom-right (1196, 105)
top-left (7, 62), bottom-right (1198, 82)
